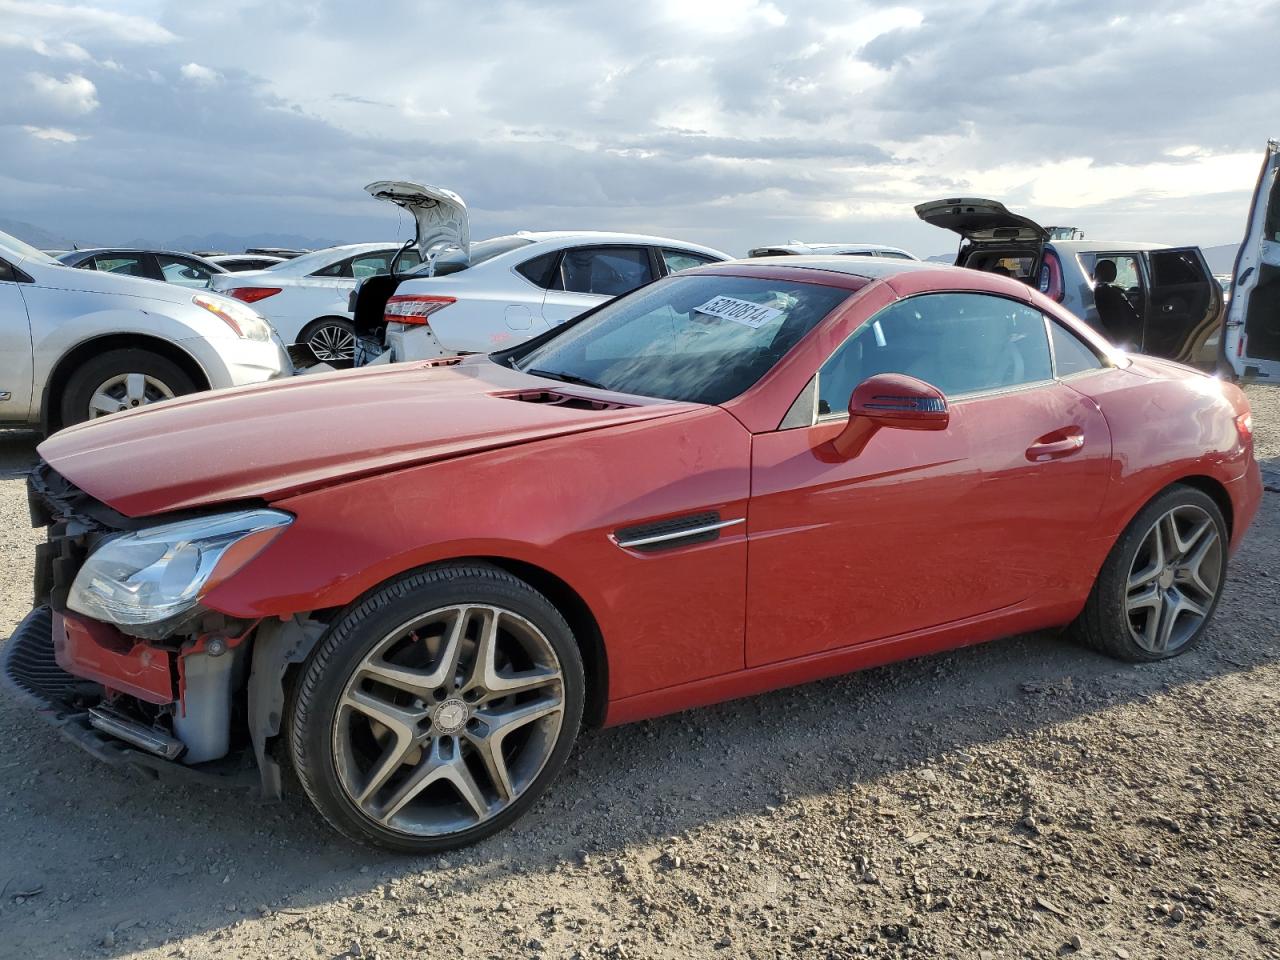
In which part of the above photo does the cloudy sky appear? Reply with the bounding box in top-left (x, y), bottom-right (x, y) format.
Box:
top-left (1, 0), bottom-right (1276, 256)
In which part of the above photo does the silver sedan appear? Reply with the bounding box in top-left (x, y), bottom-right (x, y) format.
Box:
top-left (0, 230), bottom-right (292, 433)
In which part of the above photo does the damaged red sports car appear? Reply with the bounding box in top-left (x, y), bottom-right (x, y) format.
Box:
top-left (2, 258), bottom-right (1261, 852)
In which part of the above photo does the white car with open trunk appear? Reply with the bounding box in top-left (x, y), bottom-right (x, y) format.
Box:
top-left (349, 182), bottom-right (732, 365)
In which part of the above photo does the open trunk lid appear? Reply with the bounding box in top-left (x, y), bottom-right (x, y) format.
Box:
top-left (914, 198), bottom-right (1050, 245)
top-left (1223, 139), bottom-right (1280, 382)
top-left (365, 180), bottom-right (470, 273)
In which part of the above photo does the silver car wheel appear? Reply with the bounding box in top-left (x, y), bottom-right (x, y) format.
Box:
top-left (307, 323), bottom-right (356, 363)
top-left (1124, 504), bottom-right (1223, 653)
top-left (332, 604), bottom-right (565, 837)
top-left (87, 372), bottom-right (176, 419)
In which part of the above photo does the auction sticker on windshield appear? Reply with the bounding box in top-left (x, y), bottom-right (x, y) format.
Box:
top-left (693, 295), bottom-right (783, 329)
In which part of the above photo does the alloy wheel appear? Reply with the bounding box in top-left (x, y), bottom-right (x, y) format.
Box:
top-left (307, 323), bottom-right (356, 363)
top-left (331, 604), bottom-right (565, 837)
top-left (1124, 504), bottom-right (1223, 653)
top-left (87, 372), bottom-right (176, 419)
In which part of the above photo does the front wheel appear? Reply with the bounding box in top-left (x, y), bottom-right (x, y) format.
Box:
top-left (1070, 485), bottom-right (1228, 661)
top-left (288, 564), bottom-right (584, 852)
top-left (61, 349), bottom-right (198, 427)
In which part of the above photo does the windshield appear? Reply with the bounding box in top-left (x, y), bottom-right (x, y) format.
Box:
top-left (516, 274), bottom-right (852, 404)
top-left (0, 230), bottom-right (57, 267)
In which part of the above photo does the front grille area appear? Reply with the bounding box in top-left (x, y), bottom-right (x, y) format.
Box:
top-left (28, 460), bottom-right (128, 611)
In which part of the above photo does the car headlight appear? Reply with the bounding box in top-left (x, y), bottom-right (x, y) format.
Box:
top-left (192, 293), bottom-right (274, 343)
top-left (67, 509), bottom-right (292, 638)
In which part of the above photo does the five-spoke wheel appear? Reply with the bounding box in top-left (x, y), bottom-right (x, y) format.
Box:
top-left (290, 565), bottom-right (583, 852)
top-left (1124, 503), bottom-right (1223, 654)
top-left (1072, 484), bottom-right (1228, 661)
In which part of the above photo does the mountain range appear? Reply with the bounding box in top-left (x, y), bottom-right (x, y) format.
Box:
top-left (0, 218), bottom-right (341, 255)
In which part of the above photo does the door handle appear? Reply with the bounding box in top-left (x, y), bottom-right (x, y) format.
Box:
top-left (1026, 429), bottom-right (1085, 462)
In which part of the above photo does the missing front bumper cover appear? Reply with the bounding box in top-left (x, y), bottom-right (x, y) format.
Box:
top-left (1, 606), bottom-right (254, 790)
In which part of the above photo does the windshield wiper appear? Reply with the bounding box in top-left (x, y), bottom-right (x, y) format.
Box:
top-left (526, 368), bottom-right (610, 390)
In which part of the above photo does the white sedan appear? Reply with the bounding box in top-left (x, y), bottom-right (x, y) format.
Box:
top-left (209, 243), bottom-right (422, 364)
top-left (352, 181), bottom-right (731, 364)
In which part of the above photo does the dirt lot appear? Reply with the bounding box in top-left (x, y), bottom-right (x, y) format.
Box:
top-left (2, 389), bottom-right (1279, 960)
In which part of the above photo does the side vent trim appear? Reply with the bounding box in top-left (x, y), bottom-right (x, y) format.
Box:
top-left (612, 511), bottom-right (744, 552)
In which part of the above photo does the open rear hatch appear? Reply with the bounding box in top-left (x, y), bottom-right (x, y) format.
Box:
top-left (915, 197), bottom-right (1049, 282)
top-left (353, 181), bottom-right (471, 349)
top-left (1223, 139), bottom-right (1280, 382)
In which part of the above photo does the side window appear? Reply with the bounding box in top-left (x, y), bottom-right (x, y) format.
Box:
top-left (1089, 253), bottom-right (1143, 291)
top-left (877, 251), bottom-right (914, 260)
top-left (312, 260), bottom-right (349, 278)
top-left (0, 259), bottom-right (15, 282)
top-left (661, 249), bottom-right (717, 274)
top-left (92, 254), bottom-right (151, 278)
top-left (1149, 249), bottom-right (1204, 286)
top-left (556, 247), bottom-right (654, 296)
top-left (397, 250), bottom-right (422, 270)
top-left (516, 251), bottom-right (559, 289)
top-left (156, 255), bottom-right (213, 288)
top-left (349, 253), bottom-right (392, 279)
top-left (816, 293), bottom-right (1053, 415)
top-left (1049, 321), bottom-right (1104, 376)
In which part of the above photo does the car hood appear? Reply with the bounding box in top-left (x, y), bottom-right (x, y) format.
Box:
top-left (32, 260), bottom-right (196, 304)
top-left (366, 180), bottom-right (469, 272)
top-left (914, 198), bottom-right (1049, 243)
top-left (37, 357), bottom-right (693, 518)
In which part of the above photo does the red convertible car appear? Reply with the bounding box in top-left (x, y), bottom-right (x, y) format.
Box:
top-left (3, 257), bottom-right (1261, 852)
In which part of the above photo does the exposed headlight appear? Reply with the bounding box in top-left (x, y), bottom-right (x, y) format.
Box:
top-left (67, 509), bottom-right (292, 637)
top-left (192, 293), bottom-right (273, 343)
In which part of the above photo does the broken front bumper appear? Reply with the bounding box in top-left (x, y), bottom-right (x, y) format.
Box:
top-left (0, 606), bottom-right (254, 789)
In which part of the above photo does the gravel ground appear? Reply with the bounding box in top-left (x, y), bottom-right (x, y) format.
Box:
top-left (2, 387), bottom-right (1279, 960)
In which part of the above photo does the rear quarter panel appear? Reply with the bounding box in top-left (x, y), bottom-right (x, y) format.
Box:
top-left (201, 405), bottom-right (753, 700)
top-left (1063, 358), bottom-right (1257, 551)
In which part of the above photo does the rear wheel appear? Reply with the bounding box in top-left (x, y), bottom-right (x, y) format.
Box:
top-left (1070, 485), bottom-right (1228, 661)
top-left (300, 317), bottom-right (356, 367)
top-left (61, 349), bottom-right (198, 427)
top-left (288, 564), bottom-right (584, 852)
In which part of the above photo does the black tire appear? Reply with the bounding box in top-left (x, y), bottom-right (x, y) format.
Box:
top-left (288, 563), bottom-right (585, 853)
top-left (1069, 484), bottom-right (1228, 662)
top-left (298, 317), bottom-right (356, 368)
top-left (61, 348), bottom-right (198, 427)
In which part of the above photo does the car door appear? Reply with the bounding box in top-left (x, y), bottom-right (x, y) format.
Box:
top-left (1078, 251), bottom-right (1147, 346)
top-left (1224, 138), bottom-right (1280, 381)
top-left (540, 245), bottom-right (655, 327)
top-left (745, 291), bottom-right (1112, 667)
top-left (0, 259), bottom-right (35, 422)
top-left (1142, 247), bottom-right (1220, 362)
top-left (309, 252), bottom-right (395, 318)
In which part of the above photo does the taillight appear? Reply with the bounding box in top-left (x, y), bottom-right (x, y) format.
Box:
top-left (1037, 251), bottom-right (1064, 302)
top-left (1236, 411), bottom-right (1253, 443)
top-left (227, 287), bottom-right (282, 304)
top-left (385, 294), bottom-right (456, 326)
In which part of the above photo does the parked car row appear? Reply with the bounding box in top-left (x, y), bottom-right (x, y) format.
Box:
top-left (2, 139), bottom-right (1276, 434)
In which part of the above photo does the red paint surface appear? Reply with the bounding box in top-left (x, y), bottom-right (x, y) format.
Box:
top-left (53, 612), bottom-right (174, 705)
top-left (37, 261), bottom-right (1262, 725)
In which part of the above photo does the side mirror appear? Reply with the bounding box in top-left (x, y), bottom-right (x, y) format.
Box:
top-left (831, 373), bottom-right (949, 459)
